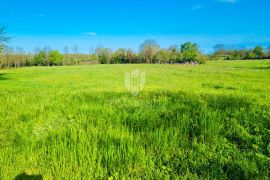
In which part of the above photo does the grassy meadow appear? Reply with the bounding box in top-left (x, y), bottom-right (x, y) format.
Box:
top-left (0, 60), bottom-right (270, 179)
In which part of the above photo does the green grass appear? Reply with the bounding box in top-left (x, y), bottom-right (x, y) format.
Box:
top-left (0, 60), bottom-right (270, 179)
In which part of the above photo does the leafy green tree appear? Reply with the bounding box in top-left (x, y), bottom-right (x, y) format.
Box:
top-left (49, 50), bottom-right (64, 66)
top-left (181, 42), bottom-right (200, 62)
top-left (112, 48), bottom-right (127, 64)
top-left (33, 51), bottom-right (46, 66)
top-left (196, 54), bottom-right (207, 64)
top-left (168, 46), bottom-right (182, 63)
top-left (95, 46), bottom-right (112, 64)
top-left (154, 49), bottom-right (170, 64)
top-left (139, 39), bottom-right (160, 63)
top-left (212, 44), bottom-right (229, 60)
top-left (253, 46), bottom-right (263, 59)
top-left (247, 50), bottom-right (256, 59)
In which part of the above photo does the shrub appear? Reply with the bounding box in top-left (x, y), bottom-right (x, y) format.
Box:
top-left (48, 50), bottom-right (64, 66)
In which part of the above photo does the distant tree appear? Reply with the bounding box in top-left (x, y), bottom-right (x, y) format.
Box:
top-left (73, 45), bottom-right (79, 65)
top-left (43, 46), bottom-right (51, 54)
top-left (15, 46), bottom-right (24, 67)
top-left (253, 46), bottom-right (264, 59)
top-left (63, 46), bottom-right (69, 55)
top-left (168, 45), bottom-right (179, 52)
top-left (168, 46), bottom-right (182, 63)
top-left (49, 50), bottom-right (63, 66)
top-left (95, 46), bottom-right (112, 64)
top-left (34, 47), bottom-right (42, 54)
top-left (126, 49), bottom-right (136, 63)
top-left (89, 47), bottom-right (94, 55)
top-left (33, 51), bottom-right (46, 66)
top-left (213, 44), bottom-right (226, 53)
top-left (247, 50), bottom-right (256, 59)
top-left (181, 42), bottom-right (200, 62)
top-left (112, 48), bottom-right (127, 64)
top-left (3, 46), bottom-right (13, 68)
top-left (154, 49), bottom-right (170, 64)
top-left (41, 46), bottom-right (51, 66)
top-left (62, 46), bottom-right (69, 65)
top-left (237, 50), bottom-right (247, 60)
top-left (0, 27), bottom-right (9, 53)
top-left (139, 39), bottom-right (160, 63)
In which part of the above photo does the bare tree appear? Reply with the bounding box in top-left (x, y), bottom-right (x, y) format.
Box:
top-left (95, 45), bottom-right (112, 64)
top-left (63, 46), bottom-right (69, 65)
top-left (139, 39), bottom-right (160, 64)
top-left (72, 45), bottom-right (79, 65)
top-left (0, 27), bottom-right (9, 53)
top-left (127, 49), bottom-right (134, 64)
top-left (15, 46), bottom-right (24, 67)
top-left (3, 46), bottom-right (13, 68)
top-left (63, 46), bottom-right (69, 55)
top-left (42, 46), bottom-right (51, 66)
top-left (0, 0), bottom-right (10, 52)
top-left (34, 47), bottom-right (41, 55)
top-left (213, 44), bottom-right (226, 53)
top-left (89, 47), bottom-right (94, 55)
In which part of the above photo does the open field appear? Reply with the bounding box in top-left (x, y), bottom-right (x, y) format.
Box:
top-left (0, 60), bottom-right (270, 179)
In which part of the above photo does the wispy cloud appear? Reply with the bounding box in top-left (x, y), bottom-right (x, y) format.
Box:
top-left (191, 4), bottom-right (205, 10)
top-left (81, 32), bottom-right (97, 36)
top-left (219, 0), bottom-right (237, 3)
top-left (38, 14), bottom-right (45, 18)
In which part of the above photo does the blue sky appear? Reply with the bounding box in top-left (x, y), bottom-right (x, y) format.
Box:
top-left (1, 0), bottom-right (270, 53)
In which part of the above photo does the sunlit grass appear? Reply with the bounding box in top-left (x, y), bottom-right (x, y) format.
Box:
top-left (0, 60), bottom-right (270, 179)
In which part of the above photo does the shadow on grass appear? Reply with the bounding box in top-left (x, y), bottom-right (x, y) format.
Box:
top-left (0, 73), bottom-right (8, 81)
top-left (14, 172), bottom-right (43, 180)
top-left (234, 66), bottom-right (270, 70)
top-left (251, 66), bottom-right (270, 70)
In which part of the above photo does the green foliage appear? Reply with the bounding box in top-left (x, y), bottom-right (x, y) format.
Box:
top-left (1, 41), bottom-right (270, 69)
top-left (0, 61), bottom-right (269, 179)
top-left (181, 42), bottom-right (201, 62)
top-left (168, 46), bottom-right (182, 63)
top-left (112, 48), bottom-right (128, 64)
top-left (33, 50), bottom-right (63, 66)
top-left (33, 51), bottom-right (46, 66)
top-left (48, 50), bottom-right (64, 66)
top-left (247, 50), bottom-right (256, 59)
top-left (153, 49), bottom-right (170, 63)
top-left (212, 44), bottom-right (269, 60)
top-left (196, 54), bottom-right (207, 64)
top-left (111, 48), bottom-right (138, 64)
top-left (253, 46), bottom-right (264, 59)
top-left (95, 47), bottom-right (112, 64)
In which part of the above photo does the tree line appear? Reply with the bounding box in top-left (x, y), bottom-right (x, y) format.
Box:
top-left (211, 44), bottom-right (270, 60)
top-left (1, 35), bottom-right (270, 68)
top-left (0, 40), bottom-right (207, 68)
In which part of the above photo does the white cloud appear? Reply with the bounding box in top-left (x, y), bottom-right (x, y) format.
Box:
top-left (81, 32), bottom-right (97, 36)
top-left (191, 4), bottom-right (205, 10)
top-left (219, 0), bottom-right (237, 3)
